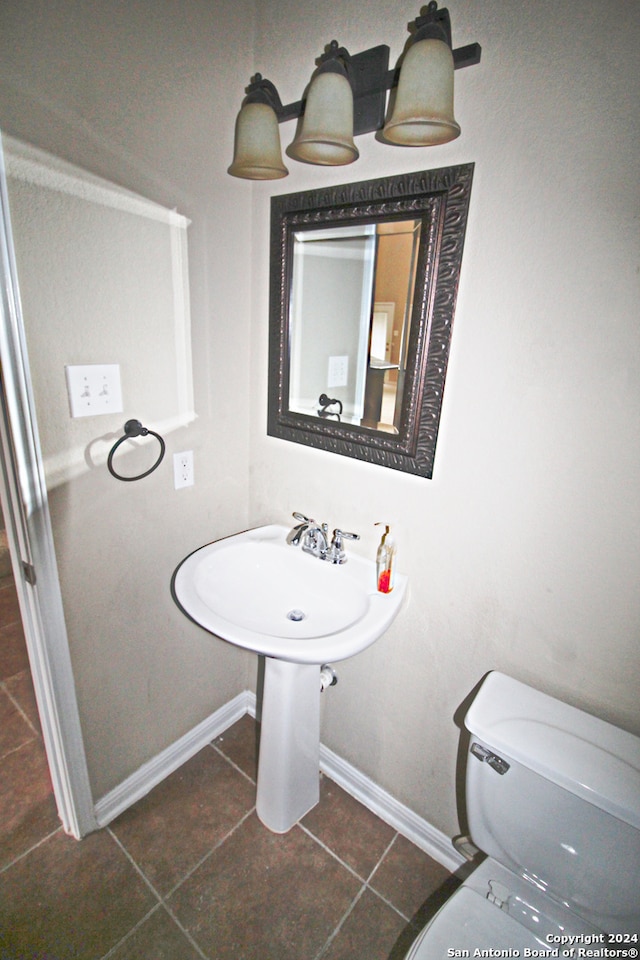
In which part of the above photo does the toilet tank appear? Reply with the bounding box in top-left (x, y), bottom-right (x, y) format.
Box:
top-left (464, 672), bottom-right (640, 935)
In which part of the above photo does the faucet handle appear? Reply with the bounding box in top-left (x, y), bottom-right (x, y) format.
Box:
top-left (333, 529), bottom-right (359, 542)
top-left (328, 528), bottom-right (360, 564)
top-left (287, 512), bottom-right (313, 546)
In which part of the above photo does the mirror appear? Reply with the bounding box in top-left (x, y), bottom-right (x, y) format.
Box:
top-left (268, 164), bottom-right (474, 477)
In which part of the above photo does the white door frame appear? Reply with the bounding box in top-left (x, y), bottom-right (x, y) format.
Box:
top-left (0, 136), bottom-right (96, 838)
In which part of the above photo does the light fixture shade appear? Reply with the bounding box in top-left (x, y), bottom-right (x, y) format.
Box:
top-left (228, 101), bottom-right (288, 180)
top-left (287, 71), bottom-right (359, 166)
top-left (383, 37), bottom-right (460, 146)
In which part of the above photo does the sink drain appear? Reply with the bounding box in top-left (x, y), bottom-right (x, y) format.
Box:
top-left (286, 609), bottom-right (306, 622)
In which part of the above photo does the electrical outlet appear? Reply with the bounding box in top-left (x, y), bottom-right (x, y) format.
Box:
top-left (173, 450), bottom-right (194, 489)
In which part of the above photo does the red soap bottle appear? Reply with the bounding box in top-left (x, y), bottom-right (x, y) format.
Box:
top-left (375, 523), bottom-right (396, 594)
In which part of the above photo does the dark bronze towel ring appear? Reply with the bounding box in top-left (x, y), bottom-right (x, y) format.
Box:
top-left (318, 393), bottom-right (343, 420)
top-left (107, 419), bottom-right (165, 481)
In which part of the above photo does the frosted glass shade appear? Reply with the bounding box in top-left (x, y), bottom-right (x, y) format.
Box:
top-left (383, 38), bottom-right (460, 146)
top-left (287, 71), bottom-right (359, 166)
top-left (228, 101), bottom-right (288, 180)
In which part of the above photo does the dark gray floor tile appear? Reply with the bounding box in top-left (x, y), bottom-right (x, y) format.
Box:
top-left (111, 745), bottom-right (255, 894)
top-left (369, 833), bottom-right (453, 919)
top-left (0, 829), bottom-right (157, 960)
top-left (169, 812), bottom-right (361, 960)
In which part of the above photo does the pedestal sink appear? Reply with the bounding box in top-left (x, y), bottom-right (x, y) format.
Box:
top-left (172, 524), bottom-right (407, 832)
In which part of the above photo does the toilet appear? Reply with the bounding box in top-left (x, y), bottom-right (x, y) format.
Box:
top-left (405, 671), bottom-right (640, 957)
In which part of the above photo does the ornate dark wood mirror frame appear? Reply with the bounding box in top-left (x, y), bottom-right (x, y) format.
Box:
top-left (267, 163), bottom-right (474, 478)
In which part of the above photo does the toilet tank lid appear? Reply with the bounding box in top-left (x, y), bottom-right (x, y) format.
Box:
top-left (465, 672), bottom-right (640, 830)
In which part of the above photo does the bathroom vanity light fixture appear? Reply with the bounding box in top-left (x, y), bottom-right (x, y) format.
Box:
top-left (228, 2), bottom-right (480, 180)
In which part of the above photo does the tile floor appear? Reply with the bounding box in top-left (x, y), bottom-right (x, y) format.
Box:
top-left (0, 571), bottom-right (459, 959)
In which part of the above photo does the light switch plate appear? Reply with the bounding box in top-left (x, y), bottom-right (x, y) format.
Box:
top-left (327, 355), bottom-right (349, 388)
top-left (65, 364), bottom-right (123, 418)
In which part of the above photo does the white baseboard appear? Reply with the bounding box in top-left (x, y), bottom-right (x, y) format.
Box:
top-left (94, 690), bottom-right (464, 874)
top-left (318, 744), bottom-right (465, 873)
top-left (94, 691), bottom-right (252, 827)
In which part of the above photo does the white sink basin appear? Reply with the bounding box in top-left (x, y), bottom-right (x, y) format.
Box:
top-left (172, 523), bottom-right (407, 665)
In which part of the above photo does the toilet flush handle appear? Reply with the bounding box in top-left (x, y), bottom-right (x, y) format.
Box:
top-left (470, 742), bottom-right (510, 775)
top-left (487, 880), bottom-right (512, 911)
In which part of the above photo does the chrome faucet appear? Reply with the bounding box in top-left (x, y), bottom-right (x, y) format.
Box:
top-left (302, 522), bottom-right (330, 560)
top-left (287, 513), bottom-right (359, 563)
top-left (287, 513), bottom-right (329, 558)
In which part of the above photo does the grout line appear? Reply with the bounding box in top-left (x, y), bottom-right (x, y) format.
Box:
top-left (98, 903), bottom-right (164, 960)
top-left (0, 825), bottom-right (63, 875)
top-left (297, 821), bottom-right (371, 884)
top-left (363, 833), bottom-right (415, 922)
top-left (366, 831), bottom-right (398, 885)
top-left (0, 734), bottom-right (38, 762)
top-left (312, 883), bottom-right (368, 960)
top-left (209, 740), bottom-right (257, 785)
top-left (106, 828), bottom-right (210, 960)
top-left (160, 902), bottom-right (210, 960)
top-left (0, 735), bottom-right (40, 760)
top-left (163, 805), bottom-right (256, 899)
top-left (107, 827), bottom-right (166, 901)
top-left (364, 877), bottom-right (414, 924)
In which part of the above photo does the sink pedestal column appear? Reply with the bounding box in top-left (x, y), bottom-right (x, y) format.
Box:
top-left (256, 657), bottom-right (320, 833)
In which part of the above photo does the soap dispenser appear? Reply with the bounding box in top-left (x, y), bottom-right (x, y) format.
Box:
top-left (375, 523), bottom-right (396, 594)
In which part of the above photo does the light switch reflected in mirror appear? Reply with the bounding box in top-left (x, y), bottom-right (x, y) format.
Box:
top-left (288, 219), bottom-right (421, 434)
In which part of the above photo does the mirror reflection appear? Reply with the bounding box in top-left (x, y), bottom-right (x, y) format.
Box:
top-left (268, 164), bottom-right (474, 478)
top-left (289, 219), bottom-right (421, 433)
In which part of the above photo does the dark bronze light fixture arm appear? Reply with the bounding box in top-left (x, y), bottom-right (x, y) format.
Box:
top-left (246, 2), bottom-right (481, 138)
top-left (251, 38), bottom-right (481, 121)
top-left (452, 43), bottom-right (482, 70)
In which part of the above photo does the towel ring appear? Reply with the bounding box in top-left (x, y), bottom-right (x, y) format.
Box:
top-left (317, 393), bottom-right (343, 420)
top-left (107, 419), bottom-right (165, 481)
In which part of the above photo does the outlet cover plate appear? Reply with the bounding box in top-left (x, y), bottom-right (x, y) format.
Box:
top-left (173, 450), bottom-right (194, 489)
